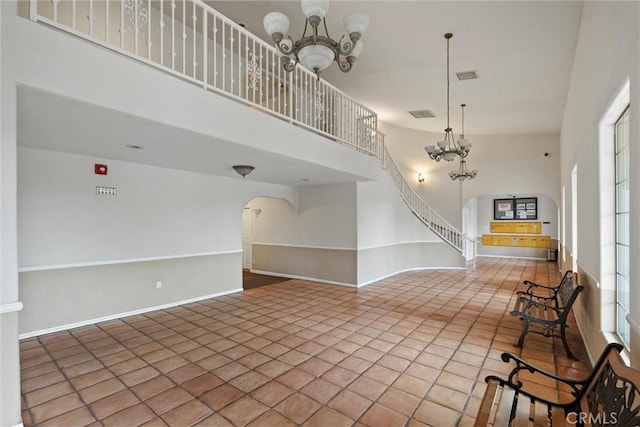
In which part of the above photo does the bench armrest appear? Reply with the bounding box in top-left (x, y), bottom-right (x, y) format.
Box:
top-left (521, 281), bottom-right (560, 296)
top-left (515, 292), bottom-right (556, 304)
top-left (498, 352), bottom-right (587, 399)
top-left (523, 280), bottom-right (558, 290)
top-left (512, 297), bottom-right (561, 316)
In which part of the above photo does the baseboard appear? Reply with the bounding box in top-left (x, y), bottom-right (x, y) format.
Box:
top-left (249, 270), bottom-right (356, 288)
top-left (19, 288), bottom-right (242, 339)
top-left (357, 266), bottom-right (466, 288)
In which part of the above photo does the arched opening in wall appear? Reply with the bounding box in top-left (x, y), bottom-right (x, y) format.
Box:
top-left (241, 197), bottom-right (294, 290)
top-left (467, 194), bottom-right (560, 260)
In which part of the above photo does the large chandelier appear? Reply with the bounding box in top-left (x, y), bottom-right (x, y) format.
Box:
top-left (263, 0), bottom-right (369, 76)
top-left (449, 104), bottom-right (477, 181)
top-left (425, 33), bottom-right (472, 162)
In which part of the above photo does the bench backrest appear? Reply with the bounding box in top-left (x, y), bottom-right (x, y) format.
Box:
top-left (557, 269), bottom-right (574, 289)
top-left (577, 343), bottom-right (640, 426)
top-left (557, 274), bottom-right (583, 311)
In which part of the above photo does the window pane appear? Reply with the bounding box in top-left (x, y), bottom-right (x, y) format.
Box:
top-left (616, 146), bottom-right (629, 182)
top-left (617, 306), bottom-right (629, 346)
top-left (616, 213), bottom-right (629, 245)
top-left (616, 244), bottom-right (629, 278)
top-left (616, 179), bottom-right (629, 212)
top-left (616, 274), bottom-right (629, 308)
top-left (615, 107), bottom-right (630, 348)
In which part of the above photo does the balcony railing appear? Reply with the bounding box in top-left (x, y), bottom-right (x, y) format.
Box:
top-left (27, 0), bottom-right (474, 265)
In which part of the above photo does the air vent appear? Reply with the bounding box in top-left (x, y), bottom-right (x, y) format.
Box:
top-left (408, 109), bottom-right (436, 119)
top-left (456, 70), bottom-right (478, 80)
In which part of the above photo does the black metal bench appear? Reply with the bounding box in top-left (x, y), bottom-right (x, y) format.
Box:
top-left (474, 342), bottom-right (640, 426)
top-left (510, 271), bottom-right (583, 359)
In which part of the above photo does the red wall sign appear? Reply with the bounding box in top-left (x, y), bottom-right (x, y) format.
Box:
top-left (94, 164), bottom-right (108, 175)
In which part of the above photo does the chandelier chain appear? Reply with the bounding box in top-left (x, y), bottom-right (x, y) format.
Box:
top-left (446, 35), bottom-right (450, 131)
top-left (424, 32), bottom-right (474, 170)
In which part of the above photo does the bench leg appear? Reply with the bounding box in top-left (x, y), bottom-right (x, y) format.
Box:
top-left (560, 323), bottom-right (577, 360)
top-left (516, 319), bottom-right (530, 348)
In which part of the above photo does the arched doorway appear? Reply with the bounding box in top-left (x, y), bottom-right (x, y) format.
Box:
top-left (241, 197), bottom-right (293, 290)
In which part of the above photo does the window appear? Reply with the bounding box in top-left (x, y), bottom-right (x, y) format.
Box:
top-left (615, 106), bottom-right (630, 347)
top-left (571, 165), bottom-right (578, 273)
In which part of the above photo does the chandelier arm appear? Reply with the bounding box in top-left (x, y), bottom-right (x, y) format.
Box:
top-left (323, 17), bottom-right (331, 39)
top-left (337, 58), bottom-right (352, 73)
top-left (338, 35), bottom-right (354, 57)
top-left (282, 56), bottom-right (297, 72)
top-left (274, 35), bottom-right (295, 56)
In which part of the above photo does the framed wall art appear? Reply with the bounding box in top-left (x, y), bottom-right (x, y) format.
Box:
top-left (494, 197), bottom-right (537, 220)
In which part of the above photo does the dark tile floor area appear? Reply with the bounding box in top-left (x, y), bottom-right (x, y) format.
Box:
top-left (20, 258), bottom-right (590, 426)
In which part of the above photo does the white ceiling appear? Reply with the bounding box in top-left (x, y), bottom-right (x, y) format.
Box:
top-left (208, 0), bottom-right (584, 135)
top-left (17, 87), bottom-right (374, 187)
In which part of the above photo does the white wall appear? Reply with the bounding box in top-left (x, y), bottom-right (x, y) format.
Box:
top-left (356, 171), bottom-right (439, 249)
top-left (0, 2), bottom-right (21, 426)
top-left (248, 184), bottom-right (357, 249)
top-left (244, 187), bottom-right (359, 285)
top-left (17, 147), bottom-right (301, 332)
top-left (356, 171), bottom-right (464, 285)
top-left (18, 147), bottom-right (296, 268)
top-left (379, 121), bottom-right (560, 229)
top-left (559, 0), bottom-right (640, 364)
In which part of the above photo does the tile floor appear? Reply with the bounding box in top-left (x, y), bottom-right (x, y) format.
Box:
top-left (20, 258), bottom-right (591, 426)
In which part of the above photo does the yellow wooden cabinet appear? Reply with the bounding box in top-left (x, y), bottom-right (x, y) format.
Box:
top-left (490, 222), bottom-right (541, 234)
top-left (482, 234), bottom-right (519, 247)
top-left (483, 234), bottom-right (551, 248)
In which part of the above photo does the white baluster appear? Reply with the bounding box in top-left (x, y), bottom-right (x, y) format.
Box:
top-left (133, 0), bottom-right (138, 54)
top-left (192, 5), bottom-right (197, 78)
top-left (52, 0), bottom-right (59, 22)
top-left (86, 0), bottom-right (93, 35)
top-left (159, 1), bottom-right (164, 66)
top-left (182, 0), bottom-right (186, 73)
top-left (213, 19), bottom-right (217, 88)
top-left (146, 0), bottom-right (151, 60)
top-left (203, 8), bottom-right (208, 88)
top-left (171, 0), bottom-right (175, 70)
top-left (105, 0), bottom-right (109, 44)
top-left (71, 0), bottom-right (76, 29)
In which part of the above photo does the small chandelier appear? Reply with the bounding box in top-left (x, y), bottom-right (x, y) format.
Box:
top-left (263, 0), bottom-right (369, 76)
top-left (449, 159), bottom-right (477, 181)
top-left (449, 104), bottom-right (477, 181)
top-left (232, 165), bottom-right (255, 178)
top-left (425, 33), bottom-right (472, 162)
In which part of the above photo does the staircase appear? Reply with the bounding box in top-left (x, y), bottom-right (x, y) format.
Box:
top-left (27, 0), bottom-right (475, 267)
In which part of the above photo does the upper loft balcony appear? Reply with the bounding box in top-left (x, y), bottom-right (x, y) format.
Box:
top-left (18, 0), bottom-right (382, 177)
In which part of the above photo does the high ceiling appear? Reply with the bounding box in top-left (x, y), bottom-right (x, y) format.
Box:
top-left (208, 1), bottom-right (584, 135)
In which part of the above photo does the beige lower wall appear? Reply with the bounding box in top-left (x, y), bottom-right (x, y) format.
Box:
top-left (573, 267), bottom-right (612, 364)
top-left (19, 252), bottom-right (242, 335)
top-left (559, 244), bottom-right (640, 368)
top-left (252, 245), bottom-right (357, 286)
top-left (559, 243), bottom-right (606, 364)
top-left (0, 311), bottom-right (22, 426)
top-left (631, 326), bottom-right (640, 368)
top-left (357, 242), bottom-right (464, 286)
top-left (478, 239), bottom-right (558, 259)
